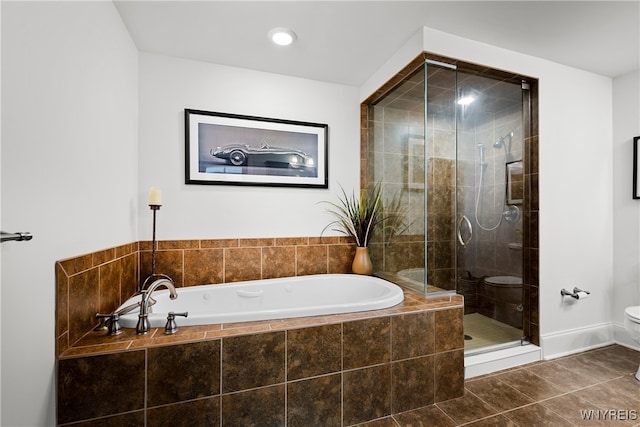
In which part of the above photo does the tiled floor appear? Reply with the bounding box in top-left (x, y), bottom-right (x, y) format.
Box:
top-left (358, 344), bottom-right (640, 426)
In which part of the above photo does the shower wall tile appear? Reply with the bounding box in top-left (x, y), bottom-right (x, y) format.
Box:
top-left (381, 240), bottom-right (424, 273)
top-left (530, 285), bottom-right (540, 325)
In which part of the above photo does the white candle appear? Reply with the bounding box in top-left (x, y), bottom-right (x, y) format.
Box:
top-left (148, 187), bottom-right (162, 205)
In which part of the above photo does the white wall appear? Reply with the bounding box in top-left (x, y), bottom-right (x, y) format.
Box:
top-left (0, 5), bottom-right (633, 423)
top-left (1, 2), bottom-right (139, 425)
top-left (362, 27), bottom-right (616, 358)
top-left (612, 70), bottom-right (640, 348)
top-left (138, 53), bottom-right (360, 240)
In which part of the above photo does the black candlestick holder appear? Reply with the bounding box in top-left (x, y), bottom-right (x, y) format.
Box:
top-left (140, 204), bottom-right (170, 291)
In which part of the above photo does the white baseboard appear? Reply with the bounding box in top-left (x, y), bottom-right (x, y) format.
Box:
top-left (540, 322), bottom-right (615, 360)
top-left (464, 344), bottom-right (541, 379)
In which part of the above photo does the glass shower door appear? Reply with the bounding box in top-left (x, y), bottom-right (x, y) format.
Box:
top-left (366, 60), bottom-right (459, 295)
top-left (455, 69), bottom-right (525, 354)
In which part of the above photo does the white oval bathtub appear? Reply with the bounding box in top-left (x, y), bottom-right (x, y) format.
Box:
top-left (117, 274), bottom-right (404, 328)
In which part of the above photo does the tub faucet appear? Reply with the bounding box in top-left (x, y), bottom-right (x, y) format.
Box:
top-left (95, 300), bottom-right (144, 334)
top-left (136, 277), bottom-right (178, 335)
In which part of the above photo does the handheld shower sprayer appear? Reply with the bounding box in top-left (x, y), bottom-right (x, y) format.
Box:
top-left (477, 143), bottom-right (487, 168)
top-left (474, 129), bottom-right (518, 231)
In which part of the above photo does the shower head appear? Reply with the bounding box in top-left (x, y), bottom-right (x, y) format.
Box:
top-left (493, 131), bottom-right (514, 149)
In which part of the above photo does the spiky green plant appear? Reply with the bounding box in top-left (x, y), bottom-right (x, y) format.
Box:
top-left (321, 183), bottom-right (387, 247)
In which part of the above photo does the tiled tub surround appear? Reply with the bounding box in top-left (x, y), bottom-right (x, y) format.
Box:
top-left (57, 290), bottom-right (464, 426)
top-left (56, 236), bottom-right (357, 356)
top-left (56, 237), bottom-right (464, 425)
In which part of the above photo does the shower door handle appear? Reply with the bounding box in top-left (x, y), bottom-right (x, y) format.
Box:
top-left (457, 215), bottom-right (472, 246)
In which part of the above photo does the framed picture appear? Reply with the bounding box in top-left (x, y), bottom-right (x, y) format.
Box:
top-left (634, 136), bottom-right (640, 199)
top-left (506, 160), bottom-right (524, 205)
top-left (185, 109), bottom-right (328, 188)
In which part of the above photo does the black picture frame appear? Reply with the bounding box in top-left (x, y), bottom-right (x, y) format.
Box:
top-left (634, 136), bottom-right (640, 199)
top-left (506, 160), bottom-right (524, 205)
top-left (185, 109), bottom-right (328, 188)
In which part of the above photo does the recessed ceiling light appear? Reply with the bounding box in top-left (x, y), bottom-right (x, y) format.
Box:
top-left (268, 27), bottom-right (297, 46)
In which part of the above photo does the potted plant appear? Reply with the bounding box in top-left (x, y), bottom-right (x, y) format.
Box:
top-left (321, 183), bottom-right (387, 275)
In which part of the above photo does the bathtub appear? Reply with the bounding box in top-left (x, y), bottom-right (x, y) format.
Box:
top-left (117, 274), bottom-right (404, 328)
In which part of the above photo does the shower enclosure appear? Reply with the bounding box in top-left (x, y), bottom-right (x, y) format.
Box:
top-left (364, 54), bottom-right (538, 354)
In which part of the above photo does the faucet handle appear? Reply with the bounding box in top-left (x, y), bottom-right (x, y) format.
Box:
top-left (164, 311), bottom-right (188, 335)
top-left (95, 313), bottom-right (122, 336)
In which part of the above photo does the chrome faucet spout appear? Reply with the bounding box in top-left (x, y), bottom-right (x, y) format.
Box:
top-left (136, 277), bottom-right (177, 335)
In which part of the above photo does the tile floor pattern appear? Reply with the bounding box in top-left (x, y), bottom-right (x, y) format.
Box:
top-left (356, 344), bottom-right (640, 426)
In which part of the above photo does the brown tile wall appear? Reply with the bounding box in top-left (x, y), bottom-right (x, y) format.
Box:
top-left (56, 243), bottom-right (139, 357)
top-left (57, 299), bottom-right (464, 426)
top-left (55, 236), bottom-right (355, 356)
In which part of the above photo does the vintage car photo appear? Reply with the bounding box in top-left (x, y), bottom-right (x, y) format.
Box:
top-left (185, 109), bottom-right (327, 187)
top-left (211, 141), bottom-right (316, 170)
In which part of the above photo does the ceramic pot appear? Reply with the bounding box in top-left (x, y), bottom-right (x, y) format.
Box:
top-left (352, 246), bottom-right (373, 275)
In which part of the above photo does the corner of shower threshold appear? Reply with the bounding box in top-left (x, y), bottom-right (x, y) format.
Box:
top-left (464, 343), bottom-right (541, 379)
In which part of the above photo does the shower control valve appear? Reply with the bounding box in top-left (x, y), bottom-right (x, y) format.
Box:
top-left (503, 205), bottom-right (520, 223)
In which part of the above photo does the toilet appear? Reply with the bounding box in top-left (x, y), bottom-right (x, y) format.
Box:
top-left (623, 305), bottom-right (640, 380)
top-left (483, 276), bottom-right (523, 328)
